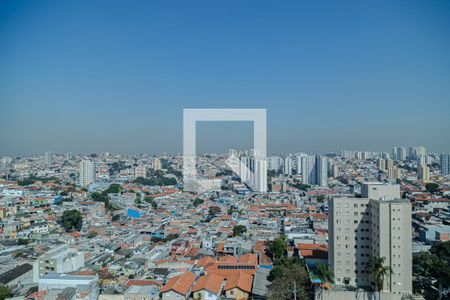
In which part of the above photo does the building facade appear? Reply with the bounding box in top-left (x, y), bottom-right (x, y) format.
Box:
top-left (329, 183), bottom-right (412, 299)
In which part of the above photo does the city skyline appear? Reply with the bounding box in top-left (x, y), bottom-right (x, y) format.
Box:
top-left (1, 0), bottom-right (450, 155)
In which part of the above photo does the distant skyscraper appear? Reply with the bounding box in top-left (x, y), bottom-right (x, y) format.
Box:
top-left (342, 150), bottom-right (353, 159)
top-left (253, 158), bottom-right (267, 193)
top-left (417, 155), bottom-right (426, 166)
top-left (79, 160), bottom-right (95, 187)
top-left (316, 156), bottom-right (328, 187)
top-left (408, 146), bottom-right (426, 160)
top-left (392, 146), bottom-right (407, 160)
top-left (441, 154), bottom-right (450, 176)
top-left (301, 155), bottom-right (316, 185)
top-left (44, 151), bottom-right (52, 167)
top-left (239, 152), bottom-right (267, 192)
top-left (267, 156), bottom-right (282, 172)
top-left (300, 155), bottom-right (328, 187)
top-left (398, 147), bottom-right (407, 161)
top-left (283, 157), bottom-right (292, 176)
top-left (66, 152), bottom-right (73, 160)
top-left (329, 183), bottom-right (412, 296)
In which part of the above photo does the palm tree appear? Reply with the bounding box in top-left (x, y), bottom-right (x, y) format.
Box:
top-left (316, 263), bottom-right (334, 299)
top-left (367, 256), bottom-right (392, 299)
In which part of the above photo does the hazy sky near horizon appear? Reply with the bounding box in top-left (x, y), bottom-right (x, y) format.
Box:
top-left (1, 0), bottom-right (450, 156)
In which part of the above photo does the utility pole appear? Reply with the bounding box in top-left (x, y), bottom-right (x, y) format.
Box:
top-left (293, 280), bottom-right (297, 300)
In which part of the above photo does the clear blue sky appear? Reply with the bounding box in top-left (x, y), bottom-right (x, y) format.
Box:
top-left (1, 0), bottom-right (449, 155)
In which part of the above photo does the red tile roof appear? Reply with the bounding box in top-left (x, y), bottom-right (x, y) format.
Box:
top-left (161, 271), bottom-right (196, 295)
top-left (192, 274), bottom-right (224, 294)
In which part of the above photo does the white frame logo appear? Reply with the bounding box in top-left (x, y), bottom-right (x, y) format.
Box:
top-left (183, 108), bottom-right (267, 193)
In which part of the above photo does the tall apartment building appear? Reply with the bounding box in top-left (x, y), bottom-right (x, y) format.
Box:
top-left (239, 153), bottom-right (267, 193)
top-left (392, 147), bottom-right (407, 161)
top-left (301, 155), bottom-right (316, 185)
top-left (32, 244), bottom-right (85, 282)
top-left (316, 156), bottom-right (328, 187)
top-left (441, 154), bottom-right (450, 176)
top-left (283, 157), bottom-right (292, 176)
top-left (377, 158), bottom-right (386, 171)
top-left (44, 151), bottom-right (52, 167)
top-left (79, 160), bottom-right (96, 187)
top-left (267, 156), bottom-right (282, 172)
top-left (329, 183), bottom-right (412, 299)
top-left (153, 158), bottom-right (162, 171)
top-left (386, 166), bottom-right (400, 180)
top-left (134, 164), bottom-right (147, 179)
top-left (301, 155), bottom-right (328, 187)
top-left (418, 164), bottom-right (430, 181)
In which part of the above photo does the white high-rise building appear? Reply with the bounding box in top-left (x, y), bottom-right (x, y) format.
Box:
top-left (240, 154), bottom-right (267, 193)
top-left (66, 152), bottom-right (73, 160)
top-left (283, 157), bottom-right (292, 176)
top-left (79, 160), bottom-right (96, 187)
top-left (440, 154), bottom-right (450, 176)
top-left (267, 156), bottom-right (282, 172)
top-left (295, 153), bottom-right (308, 175)
top-left (393, 146), bottom-right (407, 161)
top-left (299, 155), bottom-right (328, 187)
top-left (329, 183), bottom-right (412, 298)
top-left (301, 155), bottom-right (316, 185)
top-left (253, 158), bottom-right (267, 193)
top-left (316, 156), bottom-right (328, 187)
top-left (342, 150), bottom-right (354, 159)
top-left (44, 151), bottom-right (52, 167)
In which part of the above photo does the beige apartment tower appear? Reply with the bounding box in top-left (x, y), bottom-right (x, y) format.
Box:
top-left (329, 183), bottom-right (412, 299)
top-left (79, 160), bottom-right (96, 187)
top-left (134, 164), bottom-right (147, 179)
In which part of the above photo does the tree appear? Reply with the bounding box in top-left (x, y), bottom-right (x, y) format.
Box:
top-left (317, 263), bottom-right (334, 299)
top-left (61, 209), bottom-right (83, 232)
top-left (17, 178), bottom-right (34, 186)
top-left (112, 214), bottom-right (120, 221)
top-left (367, 256), bottom-right (392, 297)
top-left (164, 233), bottom-right (179, 242)
top-left (294, 183), bottom-right (311, 191)
top-left (0, 286), bottom-right (12, 300)
top-left (208, 206), bottom-right (221, 216)
top-left (426, 182), bottom-right (439, 194)
top-left (414, 241), bottom-right (450, 299)
top-left (232, 225), bottom-right (247, 237)
top-left (151, 201), bottom-right (158, 210)
top-left (267, 257), bottom-right (311, 300)
top-left (317, 263), bottom-right (333, 286)
top-left (192, 197), bottom-right (204, 207)
top-left (88, 232), bottom-right (98, 238)
top-left (317, 194), bottom-right (325, 202)
top-left (267, 235), bottom-right (287, 264)
top-left (104, 184), bottom-right (122, 194)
